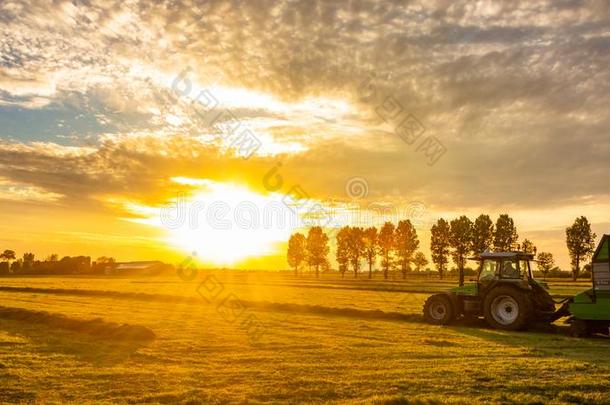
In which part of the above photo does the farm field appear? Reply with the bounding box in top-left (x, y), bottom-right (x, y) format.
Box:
top-left (0, 273), bottom-right (608, 404)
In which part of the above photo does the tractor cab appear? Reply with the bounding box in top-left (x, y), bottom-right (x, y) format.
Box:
top-left (476, 251), bottom-right (538, 293)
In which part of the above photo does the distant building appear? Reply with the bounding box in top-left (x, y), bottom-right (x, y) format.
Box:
top-left (111, 261), bottom-right (172, 275)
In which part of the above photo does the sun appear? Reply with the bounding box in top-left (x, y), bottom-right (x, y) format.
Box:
top-left (155, 178), bottom-right (299, 265)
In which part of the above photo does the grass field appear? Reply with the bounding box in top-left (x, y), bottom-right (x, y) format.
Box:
top-left (0, 272), bottom-right (608, 404)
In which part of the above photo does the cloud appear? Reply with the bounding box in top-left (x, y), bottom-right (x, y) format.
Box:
top-left (1, 0), bottom-right (610, 261)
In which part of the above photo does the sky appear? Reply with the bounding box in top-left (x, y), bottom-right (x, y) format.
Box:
top-left (1, 0), bottom-right (609, 269)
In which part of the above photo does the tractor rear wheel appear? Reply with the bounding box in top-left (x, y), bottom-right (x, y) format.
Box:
top-left (483, 286), bottom-right (532, 331)
top-left (423, 294), bottom-right (455, 325)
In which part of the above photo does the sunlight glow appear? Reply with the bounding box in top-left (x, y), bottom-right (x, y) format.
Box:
top-left (126, 178), bottom-right (304, 265)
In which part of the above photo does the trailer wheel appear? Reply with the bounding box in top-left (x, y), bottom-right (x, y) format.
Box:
top-left (483, 286), bottom-right (532, 331)
top-left (423, 294), bottom-right (455, 325)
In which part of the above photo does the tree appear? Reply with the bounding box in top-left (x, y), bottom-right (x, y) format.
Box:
top-left (395, 220), bottom-right (419, 279)
top-left (493, 214), bottom-right (519, 252)
top-left (430, 218), bottom-right (451, 279)
top-left (287, 233), bottom-right (307, 276)
top-left (520, 239), bottom-right (537, 255)
top-left (347, 227), bottom-right (365, 278)
top-left (47, 254), bottom-right (59, 262)
top-left (95, 256), bottom-right (116, 274)
top-left (472, 214), bottom-right (494, 254)
top-left (566, 216), bottom-right (596, 281)
top-left (378, 222), bottom-right (395, 279)
top-left (336, 227), bottom-right (350, 278)
top-left (22, 252), bottom-right (35, 271)
top-left (537, 252), bottom-right (554, 280)
top-left (0, 249), bottom-right (15, 263)
top-left (306, 226), bottom-right (329, 278)
top-left (450, 216), bottom-right (473, 286)
top-left (96, 256), bottom-right (115, 265)
top-left (413, 252), bottom-right (428, 272)
top-left (363, 227), bottom-right (378, 279)
top-left (0, 250), bottom-right (16, 275)
top-left (10, 260), bottom-right (21, 273)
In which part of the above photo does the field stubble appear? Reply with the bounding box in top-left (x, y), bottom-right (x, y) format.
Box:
top-left (0, 272), bottom-right (607, 404)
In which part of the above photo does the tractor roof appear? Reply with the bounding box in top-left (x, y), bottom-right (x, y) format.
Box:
top-left (470, 251), bottom-right (535, 260)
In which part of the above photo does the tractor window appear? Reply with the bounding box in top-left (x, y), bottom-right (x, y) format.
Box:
top-left (500, 260), bottom-right (520, 279)
top-left (518, 260), bottom-right (530, 278)
top-left (479, 260), bottom-right (498, 281)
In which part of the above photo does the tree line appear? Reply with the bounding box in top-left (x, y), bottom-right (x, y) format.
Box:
top-left (0, 252), bottom-right (118, 275)
top-left (287, 214), bottom-right (598, 281)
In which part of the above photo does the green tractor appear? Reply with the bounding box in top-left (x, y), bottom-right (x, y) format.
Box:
top-left (423, 251), bottom-right (559, 331)
top-left (423, 235), bottom-right (610, 336)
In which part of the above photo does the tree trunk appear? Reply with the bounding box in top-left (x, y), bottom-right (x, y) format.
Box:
top-left (368, 261), bottom-right (372, 279)
top-left (315, 265), bottom-right (319, 278)
top-left (459, 265), bottom-right (464, 286)
top-left (572, 256), bottom-right (580, 281)
top-left (383, 266), bottom-right (388, 279)
top-left (294, 265), bottom-right (298, 277)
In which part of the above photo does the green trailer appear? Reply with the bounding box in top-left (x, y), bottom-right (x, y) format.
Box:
top-left (567, 234), bottom-right (610, 336)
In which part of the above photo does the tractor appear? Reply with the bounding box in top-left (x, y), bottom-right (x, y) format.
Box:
top-left (423, 251), bottom-right (560, 330)
top-left (423, 235), bottom-right (610, 336)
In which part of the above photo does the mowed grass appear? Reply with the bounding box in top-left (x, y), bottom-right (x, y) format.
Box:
top-left (0, 273), bottom-right (608, 404)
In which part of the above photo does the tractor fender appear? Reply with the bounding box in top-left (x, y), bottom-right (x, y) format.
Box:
top-left (480, 280), bottom-right (530, 301)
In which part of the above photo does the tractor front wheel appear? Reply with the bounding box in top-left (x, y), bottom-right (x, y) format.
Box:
top-left (423, 294), bottom-right (455, 325)
top-left (483, 286), bottom-right (532, 331)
